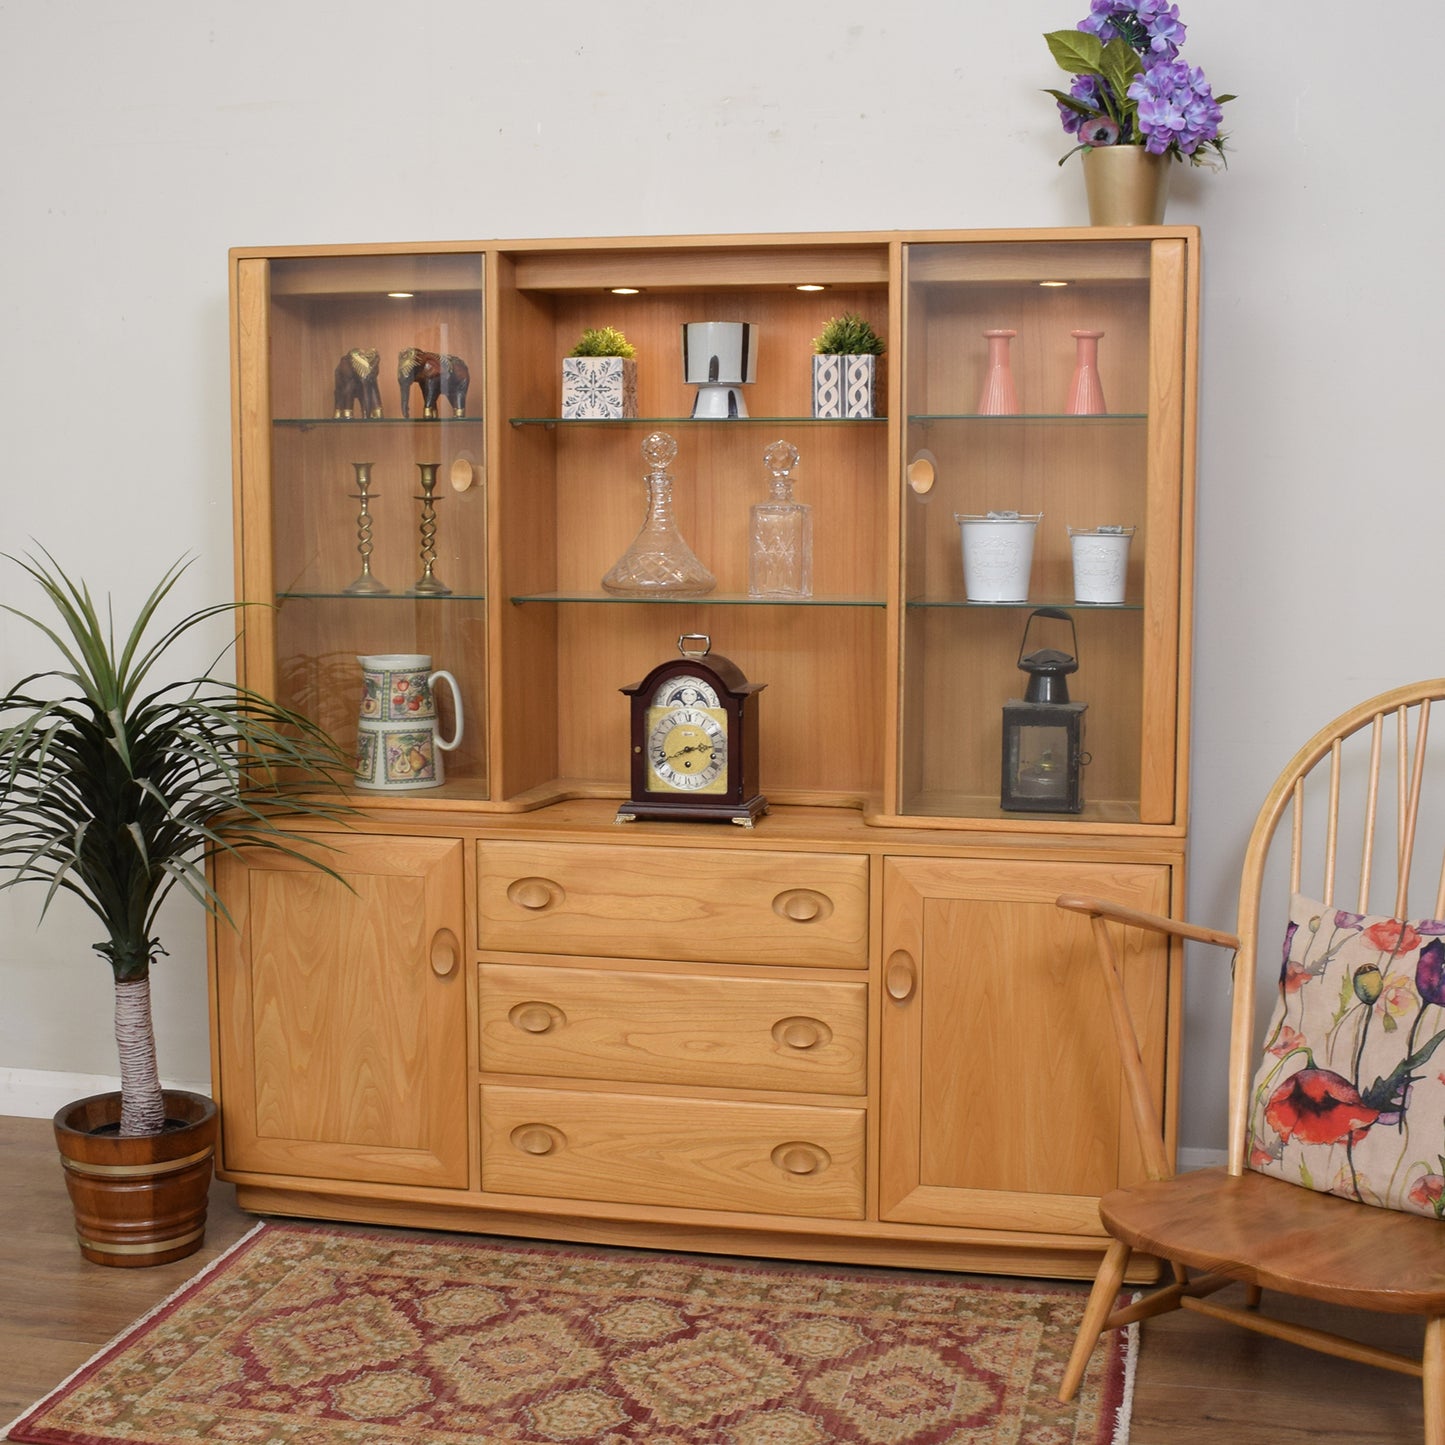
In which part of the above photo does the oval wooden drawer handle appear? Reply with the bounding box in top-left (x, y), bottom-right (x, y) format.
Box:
top-left (508, 1001), bottom-right (563, 1035)
top-left (510, 1124), bottom-right (564, 1157)
top-left (506, 876), bottom-right (561, 911)
top-left (885, 949), bottom-right (917, 1002)
top-left (772, 888), bottom-right (832, 924)
top-left (772, 1015), bottom-right (833, 1051)
top-left (429, 927), bottom-right (460, 978)
top-left (771, 1141), bottom-right (830, 1177)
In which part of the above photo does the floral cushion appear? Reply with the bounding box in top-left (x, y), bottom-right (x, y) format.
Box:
top-left (1247, 894), bottom-right (1445, 1217)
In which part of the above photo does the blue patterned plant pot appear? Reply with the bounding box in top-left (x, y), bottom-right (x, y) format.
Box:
top-left (812, 353), bottom-right (880, 418)
top-left (561, 356), bottom-right (638, 419)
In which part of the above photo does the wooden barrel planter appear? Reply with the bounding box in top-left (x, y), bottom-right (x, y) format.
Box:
top-left (53, 1090), bottom-right (218, 1267)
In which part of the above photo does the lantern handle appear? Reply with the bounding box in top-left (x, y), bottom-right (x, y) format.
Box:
top-left (1017, 608), bottom-right (1078, 669)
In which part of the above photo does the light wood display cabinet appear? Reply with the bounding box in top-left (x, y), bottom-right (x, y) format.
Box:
top-left (212, 227), bottom-right (1198, 1279)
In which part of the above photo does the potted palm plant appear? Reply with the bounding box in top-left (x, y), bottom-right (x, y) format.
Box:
top-left (0, 552), bottom-right (351, 1266)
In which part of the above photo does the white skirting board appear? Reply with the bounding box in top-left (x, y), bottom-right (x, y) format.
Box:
top-left (1177, 1146), bottom-right (1228, 1171)
top-left (0, 1067), bottom-right (211, 1119)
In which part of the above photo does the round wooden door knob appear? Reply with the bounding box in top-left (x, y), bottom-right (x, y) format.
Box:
top-left (885, 950), bottom-right (917, 1002)
top-left (429, 928), bottom-right (460, 977)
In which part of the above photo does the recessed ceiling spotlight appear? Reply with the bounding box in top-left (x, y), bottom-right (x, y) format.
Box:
top-left (387, 291), bottom-right (415, 299)
top-left (610, 287), bottom-right (642, 295)
top-left (796, 283), bottom-right (826, 292)
top-left (1038, 280), bottom-right (1069, 288)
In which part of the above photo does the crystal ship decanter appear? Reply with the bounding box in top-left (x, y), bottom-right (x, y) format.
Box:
top-left (748, 439), bottom-right (812, 599)
top-left (601, 432), bottom-right (716, 596)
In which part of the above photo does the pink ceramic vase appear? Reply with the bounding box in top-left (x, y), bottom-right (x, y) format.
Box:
top-left (1065, 330), bottom-right (1107, 416)
top-left (977, 329), bottom-right (1020, 415)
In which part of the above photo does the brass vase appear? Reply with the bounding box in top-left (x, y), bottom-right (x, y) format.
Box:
top-left (1081, 146), bottom-right (1172, 226)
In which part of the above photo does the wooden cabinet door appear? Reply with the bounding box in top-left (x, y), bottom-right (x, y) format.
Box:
top-left (879, 856), bottom-right (1173, 1234)
top-left (212, 833), bottom-right (468, 1188)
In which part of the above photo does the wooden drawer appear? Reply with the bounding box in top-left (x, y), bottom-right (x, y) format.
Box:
top-left (476, 841), bottom-right (868, 968)
top-left (479, 961), bottom-right (867, 1093)
top-left (480, 1084), bottom-right (865, 1218)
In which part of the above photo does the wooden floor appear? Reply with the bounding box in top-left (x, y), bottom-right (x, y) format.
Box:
top-left (0, 1113), bottom-right (1424, 1442)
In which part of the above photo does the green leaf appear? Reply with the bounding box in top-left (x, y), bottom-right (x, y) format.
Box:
top-left (1044, 88), bottom-right (1104, 119)
top-left (1098, 37), bottom-right (1143, 101)
top-left (1044, 29), bottom-right (1104, 77)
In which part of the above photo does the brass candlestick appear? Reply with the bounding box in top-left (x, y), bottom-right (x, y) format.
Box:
top-left (412, 462), bottom-right (450, 594)
top-left (343, 462), bottom-right (389, 595)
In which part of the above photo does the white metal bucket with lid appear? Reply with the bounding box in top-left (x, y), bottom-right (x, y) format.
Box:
top-left (1068, 524), bottom-right (1135, 604)
top-left (955, 511), bottom-right (1040, 602)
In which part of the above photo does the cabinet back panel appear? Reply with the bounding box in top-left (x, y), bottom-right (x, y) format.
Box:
top-left (546, 287), bottom-right (888, 421)
top-left (553, 602), bottom-right (884, 796)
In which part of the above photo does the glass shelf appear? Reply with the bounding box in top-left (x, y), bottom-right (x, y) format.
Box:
top-left (273, 417), bottom-right (483, 430)
top-left (278, 590), bottom-right (487, 602)
top-left (906, 596), bottom-right (1141, 611)
top-left (908, 412), bottom-right (1146, 425)
top-left (512, 591), bottom-right (884, 607)
top-left (898, 791), bottom-right (1143, 825)
top-left (509, 415), bottom-right (887, 430)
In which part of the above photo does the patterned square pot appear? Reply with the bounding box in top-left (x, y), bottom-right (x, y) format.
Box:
top-left (812, 353), bottom-right (880, 418)
top-left (561, 356), bottom-right (638, 419)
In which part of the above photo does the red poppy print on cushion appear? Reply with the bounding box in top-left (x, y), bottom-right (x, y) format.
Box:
top-left (1263, 1068), bottom-right (1379, 1147)
top-left (1248, 894), bottom-right (1445, 1215)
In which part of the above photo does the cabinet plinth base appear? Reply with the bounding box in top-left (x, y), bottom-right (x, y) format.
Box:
top-left (230, 1182), bottom-right (1165, 1284)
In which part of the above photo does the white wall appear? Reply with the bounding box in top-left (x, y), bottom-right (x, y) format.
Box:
top-left (0, 1), bottom-right (1435, 1154)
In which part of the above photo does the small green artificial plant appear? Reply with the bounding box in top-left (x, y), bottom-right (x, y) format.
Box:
top-left (0, 552), bottom-right (352, 1137)
top-left (811, 313), bottom-right (885, 357)
top-left (568, 326), bottom-right (637, 359)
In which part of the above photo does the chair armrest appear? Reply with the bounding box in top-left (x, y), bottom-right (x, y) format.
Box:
top-left (1056, 894), bottom-right (1240, 952)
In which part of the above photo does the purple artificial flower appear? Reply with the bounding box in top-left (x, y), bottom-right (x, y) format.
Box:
top-left (1137, 0), bottom-right (1186, 56)
top-left (1127, 59), bottom-right (1223, 155)
top-left (1057, 72), bottom-right (1104, 135)
top-left (1079, 0), bottom-right (1185, 61)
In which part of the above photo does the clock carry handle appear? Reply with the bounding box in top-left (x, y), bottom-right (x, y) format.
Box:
top-left (427, 670), bottom-right (464, 752)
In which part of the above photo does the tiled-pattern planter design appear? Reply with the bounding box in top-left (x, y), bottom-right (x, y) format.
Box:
top-left (812, 354), bottom-right (881, 418)
top-left (561, 357), bottom-right (638, 419)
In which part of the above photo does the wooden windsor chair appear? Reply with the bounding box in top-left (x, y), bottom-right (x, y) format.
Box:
top-left (1057, 679), bottom-right (1445, 1443)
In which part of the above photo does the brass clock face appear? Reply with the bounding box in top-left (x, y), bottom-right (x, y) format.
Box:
top-left (645, 704), bottom-right (727, 793)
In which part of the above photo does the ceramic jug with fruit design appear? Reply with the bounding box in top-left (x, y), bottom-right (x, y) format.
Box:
top-left (354, 654), bottom-right (463, 791)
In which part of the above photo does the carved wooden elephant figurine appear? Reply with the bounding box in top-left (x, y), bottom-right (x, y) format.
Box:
top-left (398, 348), bottom-right (470, 418)
top-left (333, 347), bottom-right (383, 419)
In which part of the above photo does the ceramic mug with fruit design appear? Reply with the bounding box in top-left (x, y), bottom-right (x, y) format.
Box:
top-left (354, 653), bottom-right (464, 791)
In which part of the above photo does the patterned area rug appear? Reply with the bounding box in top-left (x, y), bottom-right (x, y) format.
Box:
top-left (6, 1222), bottom-right (1133, 1444)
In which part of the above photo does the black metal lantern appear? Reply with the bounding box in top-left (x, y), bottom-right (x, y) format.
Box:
top-left (1001, 608), bottom-right (1088, 814)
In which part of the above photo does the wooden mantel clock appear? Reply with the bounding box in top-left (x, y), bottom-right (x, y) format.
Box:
top-left (617, 634), bottom-right (767, 827)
